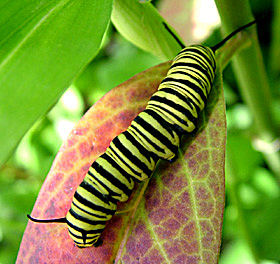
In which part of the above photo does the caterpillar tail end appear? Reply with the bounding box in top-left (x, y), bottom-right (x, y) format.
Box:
top-left (27, 214), bottom-right (37, 222)
top-left (27, 214), bottom-right (66, 223)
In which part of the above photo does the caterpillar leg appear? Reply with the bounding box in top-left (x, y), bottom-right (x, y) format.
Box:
top-left (115, 179), bottom-right (150, 215)
top-left (115, 208), bottom-right (134, 215)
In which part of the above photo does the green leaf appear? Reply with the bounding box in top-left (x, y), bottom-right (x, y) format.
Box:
top-left (111, 0), bottom-right (183, 60)
top-left (0, 0), bottom-right (113, 167)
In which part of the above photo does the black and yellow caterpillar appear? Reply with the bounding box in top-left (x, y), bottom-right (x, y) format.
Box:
top-left (28, 20), bottom-right (256, 248)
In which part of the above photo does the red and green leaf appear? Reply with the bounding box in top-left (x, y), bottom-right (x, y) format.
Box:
top-left (16, 62), bottom-right (225, 264)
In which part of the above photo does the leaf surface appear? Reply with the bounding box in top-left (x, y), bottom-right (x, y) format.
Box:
top-left (17, 62), bottom-right (225, 263)
top-left (111, 0), bottom-right (183, 60)
top-left (0, 0), bottom-right (112, 166)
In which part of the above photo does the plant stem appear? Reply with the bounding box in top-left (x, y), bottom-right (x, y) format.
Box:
top-left (269, 0), bottom-right (280, 74)
top-left (215, 0), bottom-right (280, 179)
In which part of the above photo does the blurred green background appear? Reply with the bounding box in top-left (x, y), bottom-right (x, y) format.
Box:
top-left (0, 0), bottom-right (280, 263)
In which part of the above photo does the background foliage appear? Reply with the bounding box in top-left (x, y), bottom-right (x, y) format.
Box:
top-left (0, 0), bottom-right (279, 263)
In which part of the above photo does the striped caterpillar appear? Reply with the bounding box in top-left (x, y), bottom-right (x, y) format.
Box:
top-left (28, 20), bottom-right (256, 248)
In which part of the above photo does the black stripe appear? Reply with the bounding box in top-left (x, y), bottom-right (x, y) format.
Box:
top-left (159, 86), bottom-right (199, 108)
top-left (170, 60), bottom-right (213, 84)
top-left (161, 75), bottom-right (207, 103)
top-left (146, 108), bottom-right (181, 156)
top-left (157, 86), bottom-right (199, 114)
top-left (101, 152), bottom-right (134, 186)
top-left (130, 124), bottom-right (164, 153)
top-left (87, 169), bottom-right (121, 199)
top-left (169, 60), bottom-right (210, 82)
top-left (74, 240), bottom-right (98, 246)
top-left (186, 48), bottom-right (214, 70)
top-left (159, 86), bottom-right (201, 114)
top-left (144, 109), bottom-right (179, 138)
top-left (74, 191), bottom-right (116, 216)
top-left (148, 102), bottom-right (189, 133)
top-left (79, 180), bottom-right (115, 204)
top-left (111, 136), bottom-right (153, 177)
top-left (72, 201), bottom-right (107, 219)
top-left (176, 47), bottom-right (191, 57)
top-left (69, 208), bottom-right (107, 226)
top-left (91, 158), bottom-right (132, 197)
top-left (68, 229), bottom-right (99, 240)
top-left (66, 219), bottom-right (105, 234)
top-left (134, 110), bottom-right (178, 158)
top-left (198, 45), bottom-right (216, 68)
top-left (191, 46), bottom-right (216, 71)
top-left (165, 68), bottom-right (209, 91)
top-left (169, 70), bottom-right (209, 100)
top-left (109, 145), bottom-right (142, 178)
top-left (123, 130), bottom-right (156, 165)
top-left (170, 61), bottom-right (213, 86)
top-left (102, 153), bottom-right (141, 184)
top-left (176, 46), bottom-right (215, 73)
top-left (174, 66), bottom-right (210, 91)
top-left (163, 82), bottom-right (202, 108)
top-left (149, 94), bottom-right (197, 124)
top-left (176, 54), bottom-right (214, 82)
top-left (176, 53), bottom-right (211, 74)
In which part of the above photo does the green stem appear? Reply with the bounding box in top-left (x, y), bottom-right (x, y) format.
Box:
top-left (269, 0), bottom-right (280, 74)
top-left (215, 0), bottom-right (280, 179)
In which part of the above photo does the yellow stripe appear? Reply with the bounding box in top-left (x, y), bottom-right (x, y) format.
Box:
top-left (67, 226), bottom-right (99, 239)
top-left (152, 90), bottom-right (198, 118)
top-left (106, 147), bottom-right (141, 179)
top-left (159, 82), bottom-right (205, 111)
top-left (72, 196), bottom-right (109, 218)
top-left (109, 140), bottom-right (149, 180)
top-left (71, 201), bottom-right (112, 221)
top-left (86, 161), bottom-right (132, 202)
top-left (66, 213), bottom-right (106, 231)
top-left (76, 185), bottom-right (117, 210)
top-left (129, 111), bottom-right (179, 160)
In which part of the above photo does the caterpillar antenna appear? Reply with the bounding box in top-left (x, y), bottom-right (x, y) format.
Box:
top-left (163, 22), bottom-right (185, 49)
top-left (211, 20), bottom-right (256, 52)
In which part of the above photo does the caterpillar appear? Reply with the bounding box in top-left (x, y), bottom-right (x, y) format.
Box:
top-left (27, 20), bottom-right (256, 248)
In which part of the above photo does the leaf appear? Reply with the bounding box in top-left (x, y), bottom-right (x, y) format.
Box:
top-left (0, 0), bottom-right (113, 167)
top-left (17, 63), bottom-right (225, 263)
top-left (116, 68), bottom-right (226, 263)
top-left (111, 0), bottom-right (183, 60)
